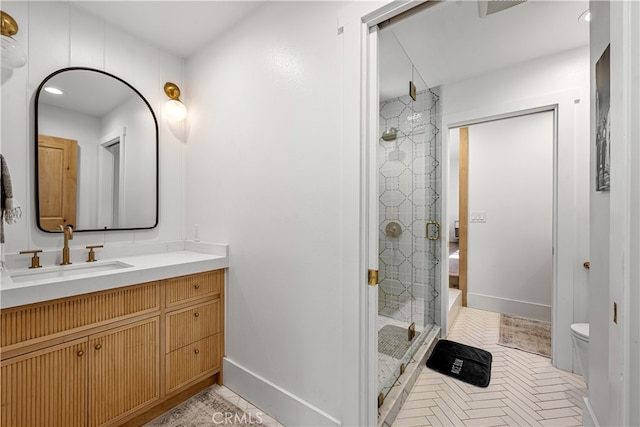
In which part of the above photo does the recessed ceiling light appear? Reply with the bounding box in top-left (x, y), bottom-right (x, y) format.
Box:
top-left (579, 9), bottom-right (591, 24)
top-left (44, 87), bottom-right (63, 95)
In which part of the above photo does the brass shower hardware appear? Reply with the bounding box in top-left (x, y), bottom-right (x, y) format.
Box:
top-left (426, 221), bottom-right (441, 241)
top-left (368, 269), bottom-right (378, 286)
top-left (409, 80), bottom-right (417, 101)
top-left (583, 261), bottom-right (590, 269)
top-left (408, 322), bottom-right (416, 341)
top-left (86, 245), bottom-right (103, 262)
top-left (19, 249), bottom-right (43, 269)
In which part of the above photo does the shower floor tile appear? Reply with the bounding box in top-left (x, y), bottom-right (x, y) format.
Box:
top-left (378, 314), bottom-right (426, 397)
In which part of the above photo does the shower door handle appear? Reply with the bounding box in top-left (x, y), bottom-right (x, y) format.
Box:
top-left (426, 221), bottom-right (441, 241)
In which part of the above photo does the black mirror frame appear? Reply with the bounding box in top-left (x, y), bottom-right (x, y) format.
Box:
top-left (34, 67), bottom-right (159, 233)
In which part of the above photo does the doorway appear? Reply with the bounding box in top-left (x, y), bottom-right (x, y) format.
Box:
top-left (341, 1), bottom-right (591, 424)
top-left (449, 111), bottom-right (555, 325)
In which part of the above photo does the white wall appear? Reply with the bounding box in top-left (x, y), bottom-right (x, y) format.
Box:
top-left (586, 1), bottom-right (610, 423)
top-left (185, 2), bottom-right (344, 425)
top-left (0, 1), bottom-right (184, 254)
top-left (38, 104), bottom-right (101, 229)
top-left (442, 46), bottom-right (590, 372)
top-left (625, 3), bottom-right (640, 425)
top-left (467, 112), bottom-right (554, 321)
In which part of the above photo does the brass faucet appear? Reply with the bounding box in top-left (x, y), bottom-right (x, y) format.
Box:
top-left (58, 224), bottom-right (74, 265)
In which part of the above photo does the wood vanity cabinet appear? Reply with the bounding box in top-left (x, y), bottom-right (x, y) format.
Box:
top-left (0, 269), bottom-right (225, 427)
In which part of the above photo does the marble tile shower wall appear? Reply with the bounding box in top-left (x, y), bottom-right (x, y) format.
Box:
top-left (378, 88), bottom-right (441, 328)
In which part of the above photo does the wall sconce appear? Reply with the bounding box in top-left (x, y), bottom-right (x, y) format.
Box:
top-left (163, 82), bottom-right (187, 121)
top-left (1, 10), bottom-right (27, 69)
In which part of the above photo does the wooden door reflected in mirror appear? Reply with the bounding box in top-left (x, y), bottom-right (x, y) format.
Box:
top-left (38, 135), bottom-right (77, 231)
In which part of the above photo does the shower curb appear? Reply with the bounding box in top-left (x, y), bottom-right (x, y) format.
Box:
top-left (377, 326), bottom-right (441, 427)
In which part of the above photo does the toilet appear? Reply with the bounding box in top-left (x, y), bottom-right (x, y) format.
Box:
top-left (570, 323), bottom-right (590, 384)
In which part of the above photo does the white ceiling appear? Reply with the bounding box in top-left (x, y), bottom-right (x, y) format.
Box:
top-left (70, 1), bottom-right (265, 59)
top-left (39, 69), bottom-right (135, 117)
top-left (69, 1), bottom-right (589, 100)
top-left (380, 0), bottom-right (590, 100)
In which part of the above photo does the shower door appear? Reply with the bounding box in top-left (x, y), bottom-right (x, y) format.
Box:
top-left (377, 29), bottom-right (441, 401)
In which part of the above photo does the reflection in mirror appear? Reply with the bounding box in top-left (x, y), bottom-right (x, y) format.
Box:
top-left (35, 68), bottom-right (158, 232)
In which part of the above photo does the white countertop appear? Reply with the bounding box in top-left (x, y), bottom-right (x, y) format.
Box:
top-left (0, 241), bottom-right (228, 309)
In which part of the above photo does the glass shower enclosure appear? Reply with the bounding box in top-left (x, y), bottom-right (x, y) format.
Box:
top-left (377, 28), bottom-right (442, 401)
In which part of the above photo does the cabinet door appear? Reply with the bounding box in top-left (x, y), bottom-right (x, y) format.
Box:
top-left (88, 317), bottom-right (160, 427)
top-left (1, 338), bottom-right (88, 427)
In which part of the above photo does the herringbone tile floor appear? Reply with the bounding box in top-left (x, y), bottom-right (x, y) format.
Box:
top-left (393, 307), bottom-right (587, 427)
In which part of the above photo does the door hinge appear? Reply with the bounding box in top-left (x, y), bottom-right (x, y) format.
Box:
top-left (378, 392), bottom-right (385, 408)
top-left (368, 269), bottom-right (378, 286)
top-left (408, 322), bottom-right (416, 341)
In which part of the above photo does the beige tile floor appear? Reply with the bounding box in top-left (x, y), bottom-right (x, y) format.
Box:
top-left (393, 307), bottom-right (587, 427)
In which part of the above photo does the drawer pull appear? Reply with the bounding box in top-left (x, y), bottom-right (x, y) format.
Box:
top-left (194, 349), bottom-right (200, 355)
top-left (77, 350), bottom-right (84, 357)
top-left (95, 344), bottom-right (102, 350)
top-left (194, 312), bottom-right (200, 318)
top-left (194, 283), bottom-right (200, 290)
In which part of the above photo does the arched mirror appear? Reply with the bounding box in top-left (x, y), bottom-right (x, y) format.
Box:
top-left (35, 67), bottom-right (158, 232)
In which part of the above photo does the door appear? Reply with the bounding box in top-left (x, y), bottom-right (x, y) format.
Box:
top-left (377, 28), bottom-right (442, 402)
top-left (89, 317), bottom-right (160, 427)
top-left (1, 338), bottom-right (88, 426)
top-left (38, 134), bottom-right (78, 231)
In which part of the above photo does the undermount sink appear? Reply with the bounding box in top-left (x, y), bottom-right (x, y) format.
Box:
top-left (9, 261), bottom-right (133, 283)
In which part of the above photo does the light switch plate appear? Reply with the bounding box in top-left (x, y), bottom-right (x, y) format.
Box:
top-left (470, 212), bottom-right (487, 223)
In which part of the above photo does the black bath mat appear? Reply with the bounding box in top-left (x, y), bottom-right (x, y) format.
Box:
top-left (426, 339), bottom-right (492, 387)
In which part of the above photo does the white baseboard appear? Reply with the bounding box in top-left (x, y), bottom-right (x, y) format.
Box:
top-left (467, 292), bottom-right (551, 322)
top-left (223, 357), bottom-right (340, 427)
top-left (582, 397), bottom-right (599, 427)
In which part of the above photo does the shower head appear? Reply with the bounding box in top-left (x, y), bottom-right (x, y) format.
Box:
top-left (381, 127), bottom-right (398, 141)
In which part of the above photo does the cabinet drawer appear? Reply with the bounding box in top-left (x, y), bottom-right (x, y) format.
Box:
top-left (166, 334), bottom-right (221, 393)
top-left (165, 270), bottom-right (223, 307)
top-left (166, 300), bottom-right (221, 352)
top-left (1, 282), bottom-right (159, 349)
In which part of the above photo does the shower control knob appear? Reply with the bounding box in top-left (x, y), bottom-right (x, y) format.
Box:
top-left (385, 221), bottom-right (402, 239)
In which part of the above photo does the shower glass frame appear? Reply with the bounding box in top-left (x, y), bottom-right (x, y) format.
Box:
top-left (377, 29), bottom-right (441, 400)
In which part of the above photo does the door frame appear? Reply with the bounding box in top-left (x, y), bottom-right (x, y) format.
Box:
top-left (339, 2), bottom-right (438, 424)
top-left (342, 1), bottom-right (585, 424)
top-left (448, 108), bottom-right (558, 337)
top-left (444, 92), bottom-right (584, 374)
